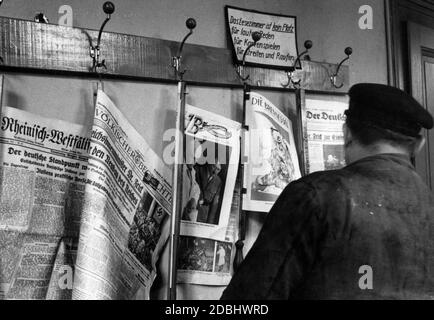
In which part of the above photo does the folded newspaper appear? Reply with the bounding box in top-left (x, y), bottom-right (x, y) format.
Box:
top-left (0, 106), bottom-right (89, 299)
top-left (304, 98), bottom-right (348, 174)
top-left (72, 90), bottom-right (173, 300)
top-left (0, 91), bottom-right (173, 299)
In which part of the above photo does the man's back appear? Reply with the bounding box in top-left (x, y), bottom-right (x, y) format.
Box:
top-left (295, 153), bottom-right (433, 299)
top-left (221, 153), bottom-right (434, 300)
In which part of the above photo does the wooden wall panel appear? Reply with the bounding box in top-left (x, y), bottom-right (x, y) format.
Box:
top-left (0, 16), bottom-right (348, 91)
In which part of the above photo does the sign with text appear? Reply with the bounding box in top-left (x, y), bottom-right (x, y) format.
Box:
top-left (225, 6), bottom-right (299, 69)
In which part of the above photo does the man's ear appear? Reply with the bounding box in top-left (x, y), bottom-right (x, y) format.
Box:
top-left (343, 123), bottom-right (353, 147)
top-left (413, 135), bottom-right (426, 154)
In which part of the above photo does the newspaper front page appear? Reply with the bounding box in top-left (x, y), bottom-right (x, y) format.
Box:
top-left (0, 106), bottom-right (89, 299)
top-left (243, 92), bottom-right (301, 212)
top-left (72, 90), bottom-right (172, 300)
top-left (304, 98), bottom-right (348, 174)
top-left (179, 104), bottom-right (240, 241)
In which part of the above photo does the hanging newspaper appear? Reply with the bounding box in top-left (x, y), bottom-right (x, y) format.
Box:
top-left (303, 98), bottom-right (348, 174)
top-left (225, 5), bottom-right (298, 69)
top-left (177, 173), bottom-right (241, 286)
top-left (0, 106), bottom-right (90, 300)
top-left (243, 92), bottom-right (301, 212)
top-left (179, 104), bottom-right (240, 241)
top-left (72, 90), bottom-right (172, 300)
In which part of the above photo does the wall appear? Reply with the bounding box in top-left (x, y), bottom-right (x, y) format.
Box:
top-left (0, 0), bottom-right (389, 299)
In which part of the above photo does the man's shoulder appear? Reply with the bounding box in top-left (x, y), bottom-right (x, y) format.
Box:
top-left (295, 168), bottom-right (351, 189)
top-left (275, 170), bottom-right (343, 206)
top-left (279, 168), bottom-right (357, 206)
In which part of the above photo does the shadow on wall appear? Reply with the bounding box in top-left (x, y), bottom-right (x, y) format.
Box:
top-left (4, 89), bottom-right (26, 112)
top-left (80, 87), bottom-right (95, 129)
top-left (160, 86), bottom-right (177, 165)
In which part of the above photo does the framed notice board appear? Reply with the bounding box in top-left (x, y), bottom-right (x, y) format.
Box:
top-left (225, 5), bottom-right (299, 70)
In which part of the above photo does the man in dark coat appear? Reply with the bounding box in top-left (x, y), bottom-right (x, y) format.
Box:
top-left (221, 83), bottom-right (434, 300)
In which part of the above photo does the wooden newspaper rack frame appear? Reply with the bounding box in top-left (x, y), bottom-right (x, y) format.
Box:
top-left (0, 16), bottom-right (348, 91)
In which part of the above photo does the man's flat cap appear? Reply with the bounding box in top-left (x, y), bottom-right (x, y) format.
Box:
top-left (346, 83), bottom-right (433, 137)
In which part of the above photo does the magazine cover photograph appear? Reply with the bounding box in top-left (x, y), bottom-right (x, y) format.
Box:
top-left (243, 92), bottom-right (301, 212)
top-left (128, 191), bottom-right (168, 272)
top-left (180, 104), bottom-right (241, 241)
top-left (177, 235), bottom-right (233, 286)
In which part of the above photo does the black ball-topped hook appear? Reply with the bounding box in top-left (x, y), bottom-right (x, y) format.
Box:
top-left (186, 18), bottom-right (196, 30)
top-left (103, 1), bottom-right (115, 15)
top-left (241, 32), bottom-right (261, 64)
top-left (252, 31), bottom-right (262, 43)
top-left (236, 32), bottom-right (262, 82)
top-left (331, 46), bottom-right (353, 88)
top-left (304, 40), bottom-right (313, 50)
top-left (281, 39), bottom-right (313, 88)
top-left (177, 17), bottom-right (197, 57)
top-left (173, 17), bottom-right (197, 79)
top-left (92, 1), bottom-right (115, 72)
top-left (291, 39), bottom-right (313, 70)
top-left (97, 2), bottom-right (115, 48)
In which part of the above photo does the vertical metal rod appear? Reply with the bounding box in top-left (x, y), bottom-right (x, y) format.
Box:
top-left (296, 88), bottom-right (307, 176)
top-left (167, 17), bottom-right (196, 301)
top-left (232, 33), bottom-right (260, 269)
top-left (168, 80), bottom-right (186, 300)
top-left (384, 0), bottom-right (396, 86)
top-left (233, 82), bottom-right (250, 272)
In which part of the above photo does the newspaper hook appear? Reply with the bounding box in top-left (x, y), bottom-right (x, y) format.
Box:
top-left (90, 1), bottom-right (115, 72)
top-left (172, 18), bottom-right (197, 80)
top-left (281, 40), bottom-right (313, 88)
top-left (330, 47), bottom-right (352, 89)
top-left (235, 31), bottom-right (262, 82)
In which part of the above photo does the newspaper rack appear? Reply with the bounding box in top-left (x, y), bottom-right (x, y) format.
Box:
top-left (0, 14), bottom-right (350, 300)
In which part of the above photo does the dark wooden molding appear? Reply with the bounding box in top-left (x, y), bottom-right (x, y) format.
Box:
top-left (0, 16), bottom-right (348, 92)
top-left (385, 0), bottom-right (396, 86)
top-left (401, 0), bottom-right (434, 16)
top-left (388, 0), bottom-right (434, 91)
